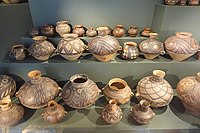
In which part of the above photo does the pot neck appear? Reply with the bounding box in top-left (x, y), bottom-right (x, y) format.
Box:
top-left (108, 78), bottom-right (127, 91)
top-left (62, 34), bottom-right (78, 41)
top-left (47, 100), bottom-right (59, 114)
top-left (96, 27), bottom-right (109, 36)
top-left (149, 33), bottom-right (158, 39)
top-left (70, 74), bottom-right (89, 86)
top-left (175, 32), bottom-right (192, 38)
top-left (33, 36), bottom-right (47, 43)
top-left (139, 100), bottom-right (150, 112)
top-left (28, 70), bottom-right (42, 80)
top-left (150, 70), bottom-right (165, 83)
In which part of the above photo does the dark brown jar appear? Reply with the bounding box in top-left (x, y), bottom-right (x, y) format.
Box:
top-left (86, 27), bottom-right (97, 37)
top-left (127, 26), bottom-right (138, 37)
top-left (28, 27), bottom-right (39, 37)
top-left (72, 25), bottom-right (85, 37)
top-left (112, 25), bottom-right (125, 37)
top-left (9, 44), bottom-right (27, 60)
top-left (41, 24), bottom-right (55, 37)
top-left (42, 100), bottom-right (67, 124)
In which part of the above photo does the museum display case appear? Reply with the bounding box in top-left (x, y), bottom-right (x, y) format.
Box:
top-left (0, 0), bottom-right (200, 132)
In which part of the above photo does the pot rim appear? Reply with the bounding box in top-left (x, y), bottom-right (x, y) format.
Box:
top-left (56, 20), bottom-right (69, 25)
top-left (152, 70), bottom-right (165, 80)
top-left (175, 32), bottom-right (192, 38)
top-left (11, 44), bottom-right (25, 50)
top-left (28, 70), bottom-right (42, 78)
top-left (70, 74), bottom-right (89, 84)
top-left (32, 36), bottom-right (47, 41)
top-left (108, 78), bottom-right (128, 91)
top-left (124, 42), bottom-right (137, 47)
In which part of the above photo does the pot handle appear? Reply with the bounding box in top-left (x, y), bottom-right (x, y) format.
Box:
top-left (64, 111), bottom-right (68, 116)
top-left (48, 100), bottom-right (58, 107)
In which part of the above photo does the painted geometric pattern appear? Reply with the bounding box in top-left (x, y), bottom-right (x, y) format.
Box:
top-left (137, 76), bottom-right (173, 105)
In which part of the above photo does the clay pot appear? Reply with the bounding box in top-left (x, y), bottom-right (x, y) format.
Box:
top-left (164, 32), bottom-right (199, 61)
top-left (9, 44), bottom-right (27, 60)
top-left (196, 50), bottom-right (200, 60)
top-left (97, 26), bottom-right (112, 35)
top-left (28, 36), bottom-right (55, 61)
top-left (41, 24), bottom-right (55, 37)
top-left (56, 20), bottom-right (71, 37)
top-left (42, 100), bottom-right (67, 124)
top-left (178, 0), bottom-right (187, 5)
top-left (188, 0), bottom-right (199, 5)
top-left (61, 74), bottom-right (101, 109)
top-left (176, 72), bottom-right (200, 117)
top-left (136, 70), bottom-right (174, 107)
top-left (16, 70), bottom-right (60, 109)
top-left (113, 25), bottom-right (125, 38)
top-left (57, 34), bottom-right (86, 60)
top-left (141, 28), bottom-right (152, 37)
top-left (86, 27), bottom-right (97, 37)
top-left (103, 78), bottom-right (133, 104)
top-left (131, 100), bottom-right (155, 124)
top-left (0, 96), bottom-right (24, 127)
top-left (0, 75), bottom-right (16, 100)
top-left (72, 25), bottom-right (85, 37)
top-left (139, 33), bottom-right (165, 60)
top-left (102, 100), bottom-right (123, 124)
top-left (88, 27), bottom-right (121, 62)
top-left (127, 26), bottom-right (138, 37)
top-left (28, 27), bottom-right (39, 37)
top-left (165, 0), bottom-right (178, 5)
top-left (121, 42), bottom-right (139, 60)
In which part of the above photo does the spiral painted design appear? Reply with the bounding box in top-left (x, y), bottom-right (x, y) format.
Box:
top-left (165, 34), bottom-right (199, 54)
top-left (29, 40), bottom-right (55, 57)
top-left (88, 35), bottom-right (120, 56)
top-left (137, 76), bottom-right (173, 107)
top-left (57, 38), bottom-right (85, 55)
top-left (17, 77), bottom-right (59, 109)
top-left (62, 78), bottom-right (100, 109)
top-left (139, 38), bottom-right (164, 54)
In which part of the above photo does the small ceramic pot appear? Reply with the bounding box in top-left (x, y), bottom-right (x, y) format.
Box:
top-left (9, 44), bottom-right (27, 60)
top-left (176, 72), bottom-right (200, 117)
top-left (141, 28), bottom-right (152, 37)
top-left (164, 32), bottom-right (199, 61)
top-left (127, 26), bottom-right (138, 37)
top-left (0, 96), bottom-right (24, 127)
top-left (41, 24), bottom-right (55, 37)
top-left (136, 70), bottom-right (174, 107)
top-left (102, 100), bottom-right (123, 124)
top-left (16, 70), bottom-right (60, 109)
top-left (97, 26), bottom-right (112, 35)
top-left (103, 78), bottom-right (133, 104)
top-left (165, 0), bottom-right (178, 5)
top-left (113, 25), bottom-right (125, 37)
top-left (42, 100), bottom-right (67, 124)
top-left (0, 75), bottom-right (16, 100)
top-left (178, 0), bottom-right (187, 5)
top-left (57, 34), bottom-right (86, 60)
top-left (72, 25), bottom-right (85, 37)
top-left (56, 20), bottom-right (71, 37)
top-left (188, 0), bottom-right (199, 5)
top-left (86, 27), bottom-right (97, 37)
top-left (62, 74), bottom-right (101, 109)
top-left (139, 33), bottom-right (165, 60)
top-left (88, 27), bottom-right (121, 62)
top-left (28, 27), bottom-right (39, 37)
top-left (28, 36), bottom-right (55, 61)
top-left (121, 42), bottom-right (139, 60)
top-left (131, 100), bottom-right (155, 124)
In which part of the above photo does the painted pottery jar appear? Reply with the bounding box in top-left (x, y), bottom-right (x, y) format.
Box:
top-left (113, 25), bottom-right (125, 37)
top-left (139, 33), bottom-right (165, 60)
top-left (41, 24), bottom-right (55, 37)
top-left (0, 75), bottom-right (16, 100)
top-left (178, 0), bottom-right (187, 5)
top-left (141, 28), bottom-right (152, 37)
top-left (136, 70), bottom-right (174, 107)
top-left (102, 100), bottom-right (123, 124)
top-left (131, 100), bottom-right (155, 124)
top-left (86, 27), bottom-right (97, 37)
top-left (61, 74), bottom-right (101, 109)
top-left (127, 26), bottom-right (138, 37)
top-left (42, 100), bottom-right (67, 124)
top-left (165, 0), bottom-right (178, 5)
top-left (72, 25), bottom-right (85, 37)
top-left (188, 0), bottom-right (199, 5)
top-left (88, 27), bottom-right (121, 62)
top-left (57, 34), bottom-right (86, 60)
top-left (56, 20), bottom-right (71, 37)
top-left (176, 72), bottom-right (200, 116)
top-left (0, 96), bottom-right (24, 127)
top-left (121, 42), bottom-right (139, 60)
top-left (164, 32), bottom-right (199, 61)
top-left (28, 36), bottom-right (55, 61)
top-left (28, 27), bottom-right (39, 37)
top-left (16, 70), bottom-right (60, 109)
top-left (9, 44), bottom-right (27, 60)
top-left (103, 78), bottom-right (133, 104)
